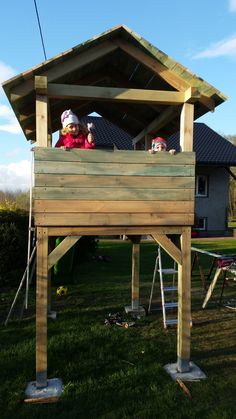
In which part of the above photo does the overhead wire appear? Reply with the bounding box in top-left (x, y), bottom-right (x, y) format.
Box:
top-left (33, 0), bottom-right (47, 60)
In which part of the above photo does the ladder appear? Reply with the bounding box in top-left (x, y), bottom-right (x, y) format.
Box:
top-left (148, 245), bottom-right (178, 328)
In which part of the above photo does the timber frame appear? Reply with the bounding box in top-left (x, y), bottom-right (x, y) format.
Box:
top-left (2, 25), bottom-right (226, 392)
top-left (34, 73), bottom-right (195, 387)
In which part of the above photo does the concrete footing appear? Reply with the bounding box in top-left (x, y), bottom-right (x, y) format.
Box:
top-left (25, 378), bottom-right (63, 401)
top-left (124, 305), bottom-right (146, 317)
top-left (164, 362), bottom-right (206, 382)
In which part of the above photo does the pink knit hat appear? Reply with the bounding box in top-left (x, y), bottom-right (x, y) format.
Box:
top-left (151, 136), bottom-right (167, 150)
top-left (61, 109), bottom-right (79, 128)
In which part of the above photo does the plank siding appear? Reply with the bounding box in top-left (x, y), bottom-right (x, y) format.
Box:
top-left (33, 148), bottom-right (195, 227)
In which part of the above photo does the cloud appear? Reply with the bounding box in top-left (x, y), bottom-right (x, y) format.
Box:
top-left (0, 61), bottom-right (22, 134)
top-left (5, 147), bottom-right (27, 158)
top-left (229, 0), bottom-right (236, 11)
top-left (0, 103), bottom-right (22, 134)
top-left (0, 160), bottom-right (31, 191)
top-left (193, 34), bottom-right (236, 58)
top-left (0, 61), bottom-right (16, 94)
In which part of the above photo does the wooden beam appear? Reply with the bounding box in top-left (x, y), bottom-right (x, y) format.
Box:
top-left (35, 76), bottom-right (48, 148)
top-left (10, 40), bottom-right (118, 102)
top-left (48, 236), bottom-right (81, 269)
top-left (34, 199), bottom-right (194, 213)
top-left (36, 227), bottom-right (48, 388)
top-left (113, 38), bottom-right (190, 92)
top-left (198, 94), bottom-right (215, 112)
top-left (35, 76), bottom-right (48, 94)
top-left (34, 213), bottom-right (194, 227)
top-left (47, 83), bottom-right (194, 105)
top-left (180, 103), bottom-right (194, 152)
top-left (132, 106), bottom-right (180, 145)
top-left (152, 234), bottom-right (182, 265)
top-left (47, 226), bottom-right (184, 236)
top-left (177, 227), bottom-right (191, 372)
top-left (184, 87), bottom-right (200, 103)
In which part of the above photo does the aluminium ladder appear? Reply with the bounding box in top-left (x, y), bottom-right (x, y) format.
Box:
top-left (148, 245), bottom-right (178, 328)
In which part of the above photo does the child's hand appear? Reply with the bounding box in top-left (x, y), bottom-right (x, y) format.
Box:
top-left (87, 132), bottom-right (94, 144)
top-left (169, 149), bottom-right (176, 155)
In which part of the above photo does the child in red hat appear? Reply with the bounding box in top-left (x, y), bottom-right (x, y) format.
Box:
top-left (148, 136), bottom-right (176, 155)
top-left (55, 109), bottom-right (95, 149)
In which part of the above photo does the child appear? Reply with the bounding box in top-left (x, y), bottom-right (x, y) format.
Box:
top-left (148, 136), bottom-right (176, 155)
top-left (55, 109), bottom-right (95, 149)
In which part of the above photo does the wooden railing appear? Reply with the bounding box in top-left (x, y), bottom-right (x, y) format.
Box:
top-left (33, 148), bottom-right (195, 227)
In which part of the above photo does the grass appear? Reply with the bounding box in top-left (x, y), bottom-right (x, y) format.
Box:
top-left (0, 239), bottom-right (236, 418)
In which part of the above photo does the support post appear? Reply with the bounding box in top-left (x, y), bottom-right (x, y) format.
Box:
top-left (180, 103), bottom-right (194, 152)
top-left (131, 240), bottom-right (140, 310)
top-left (177, 227), bottom-right (191, 372)
top-left (25, 227), bottom-right (63, 400)
top-left (164, 227), bottom-right (206, 381)
top-left (125, 236), bottom-right (145, 316)
top-left (35, 76), bottom-right (48, 147)
top-left (36, 227), bottom-right (48, 388)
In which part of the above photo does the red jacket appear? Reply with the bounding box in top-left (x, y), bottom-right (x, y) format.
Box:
top-left (55, 133), bottom-right (95, 149)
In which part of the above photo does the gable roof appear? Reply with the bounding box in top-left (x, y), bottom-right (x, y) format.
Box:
top-left (82, 116), bottom-right (236, 166)
top-left (2, 25), bottom-right (227, 144)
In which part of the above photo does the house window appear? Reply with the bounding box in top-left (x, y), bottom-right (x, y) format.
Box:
top-left (194, 217), bottom-right (207, 231)
top-left (195, 175), bottom-right (208, 197)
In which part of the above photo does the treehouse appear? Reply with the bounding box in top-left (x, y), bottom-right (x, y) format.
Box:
top-left (2, 25), bottom-right (226, 398)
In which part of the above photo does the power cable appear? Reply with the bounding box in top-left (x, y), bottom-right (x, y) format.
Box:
top-left (33, 0), bottom-right (47, 60)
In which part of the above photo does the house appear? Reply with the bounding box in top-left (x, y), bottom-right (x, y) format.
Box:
top-left (169, 123), bottom-right (236, 237)
top-left (80, 116), bottom-right (236, 237)
top-left (2, 24), bottom-right (226, 398)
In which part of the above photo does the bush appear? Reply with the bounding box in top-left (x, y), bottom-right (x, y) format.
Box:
top-left (0, 210), bottom-right (29, 286)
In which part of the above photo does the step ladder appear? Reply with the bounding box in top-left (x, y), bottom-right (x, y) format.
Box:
top-left (148, 245), bottom-right (178, 328)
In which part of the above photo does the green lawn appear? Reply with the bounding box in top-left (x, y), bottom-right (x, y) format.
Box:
top-left (1, 239), bottom-right (236, 418)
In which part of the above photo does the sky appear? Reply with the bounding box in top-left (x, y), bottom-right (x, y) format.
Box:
top-left (1, 0), bottom-right (236, 191)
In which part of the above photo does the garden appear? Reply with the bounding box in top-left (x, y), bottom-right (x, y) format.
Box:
top-left (0, 235), bottom-right (236, 418)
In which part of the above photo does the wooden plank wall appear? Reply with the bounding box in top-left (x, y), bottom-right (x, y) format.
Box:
top-left (33, 148), bottom-right (195, 227)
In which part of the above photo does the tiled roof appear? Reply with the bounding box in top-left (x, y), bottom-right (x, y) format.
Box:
top-left (82, 116), bottom-right (236, 166)
top-left (80, 115), bottom-right (133, 150)
top-left (168, 123), bottom-right (236, 166)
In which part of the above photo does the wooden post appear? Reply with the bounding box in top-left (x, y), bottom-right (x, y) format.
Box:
top-left (177, 102), bottom-right (194, 372)
top-left (35, 76), bottom-right (48, 147)
top-left (131, 240), bottom-right (140, 310)
top-left (47, 238), bottom-right (54, 314)
top-left (177, 227), bottom-right (191, 372)
top-left (36, 227), bottom-right (48, 388)
top-left (180, 103), bottom-right (194, 151)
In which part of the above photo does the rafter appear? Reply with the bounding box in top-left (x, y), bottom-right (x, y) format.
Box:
top-left (113, 38), bottom-right (190, 92)
top-left (10, 41), bottom-right (118, 102)
top-left (132, 106), bottom-right (180, 145)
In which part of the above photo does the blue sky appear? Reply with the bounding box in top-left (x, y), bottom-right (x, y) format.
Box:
top-left (1, 0), bottom-right (236, 190)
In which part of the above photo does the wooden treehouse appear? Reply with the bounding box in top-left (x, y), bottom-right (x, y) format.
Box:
top-left (3, 25), bottom-right (226, 397)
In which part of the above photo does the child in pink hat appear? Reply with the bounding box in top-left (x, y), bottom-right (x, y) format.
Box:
top-left (148, 136), bottom-right (176, 155)
top-left (55, 109), bottom-right (95, 149)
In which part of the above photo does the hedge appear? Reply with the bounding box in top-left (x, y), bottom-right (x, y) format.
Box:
top-left (0, 210), bottom-right (29, 286)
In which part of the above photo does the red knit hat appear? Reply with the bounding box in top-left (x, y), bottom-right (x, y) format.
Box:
top-left (151, 137), bottom-right (167, 150)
